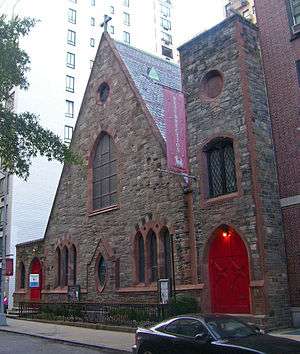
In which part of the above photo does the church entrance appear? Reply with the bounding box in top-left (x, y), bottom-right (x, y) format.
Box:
top-left (209, 226), bottom-right (250, 314)
top-left (29, 258), bottom-right (42, 301)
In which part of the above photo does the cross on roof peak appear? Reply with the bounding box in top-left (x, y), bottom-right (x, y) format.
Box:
top-left (101, 15), bottom-right (112, 33)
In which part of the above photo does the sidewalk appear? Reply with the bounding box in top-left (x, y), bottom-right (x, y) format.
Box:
top-left (0, 318), bottom-right (134, 353)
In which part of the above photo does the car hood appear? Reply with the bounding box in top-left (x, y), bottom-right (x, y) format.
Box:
top-left (224, 334), bottom-right (300, 354)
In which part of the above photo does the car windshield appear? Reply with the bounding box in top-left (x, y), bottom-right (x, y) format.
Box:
top-left (205, 318), bottom-right (257, 339)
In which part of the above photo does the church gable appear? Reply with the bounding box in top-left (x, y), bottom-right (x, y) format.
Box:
top-left (31, 32), bottom-right (189, 295)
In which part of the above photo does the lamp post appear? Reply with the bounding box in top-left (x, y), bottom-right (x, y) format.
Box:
top-left (0, 171), bottom-right (8, 326)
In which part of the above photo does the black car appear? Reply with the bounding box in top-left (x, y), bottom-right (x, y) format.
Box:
top-left (132, 314), bottom-right (300, 354)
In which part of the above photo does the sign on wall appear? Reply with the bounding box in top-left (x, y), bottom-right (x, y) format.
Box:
top-left (29, 274), bottom-right (40, 288)
top-left (163, 88), bottom-right (188, 174)
top-left (158, 279), bottom-right (171, 305)
top-left (68, 285), bottom-right (81, 302)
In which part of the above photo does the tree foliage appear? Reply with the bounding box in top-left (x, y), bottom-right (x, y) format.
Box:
top-left (0, 15), bottom-right (81, 179)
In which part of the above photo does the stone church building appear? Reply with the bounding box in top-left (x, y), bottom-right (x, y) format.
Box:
top-left (14, 15), bottom-right (291, 328)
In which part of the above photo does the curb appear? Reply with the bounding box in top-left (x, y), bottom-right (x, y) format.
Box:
top-left (0, 327), bottom-right (131, 353)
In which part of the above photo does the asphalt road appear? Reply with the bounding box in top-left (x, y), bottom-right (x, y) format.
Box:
top-left (0, 332), bottom-right (123, 354)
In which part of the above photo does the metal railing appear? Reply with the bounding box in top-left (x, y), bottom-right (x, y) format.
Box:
top-left (19, 302), bottom-right (170, 327)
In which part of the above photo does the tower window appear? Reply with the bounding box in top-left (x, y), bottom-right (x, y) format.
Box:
top-left (206, 139), bottom-right (237, 198)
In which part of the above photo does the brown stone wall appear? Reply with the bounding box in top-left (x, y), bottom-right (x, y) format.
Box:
top-left (36, 35), bottom-right (193, 304)
top-left (179, 15), bottom-right (290, 327)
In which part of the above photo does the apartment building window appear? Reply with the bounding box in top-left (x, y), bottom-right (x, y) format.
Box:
top-left (66, 75), bottom-right (75, 92)
top-left (90, 38), bottom-right (95, 47)
top-left (162, 45), bottom-right (173, 59)
top-left (65, 100), bottom-right (74, 118)
top-left (123, 31), bottom-right (130, 44)
top-left (161, 31), bottom-right (172, 45)
top-left (110, 6), bottom-right (115, 14)
top-left (110, 25), bottom-right (115, 34)
top-left (64, 125), bottom-right (73, 142)
top-left (91, 0), bottom-right (95, 6)
top-left (123, 12), bottom-right (130, 25)
top-left (91, 17), bottom-right (95, 26)
top-left (66, 52), bottom-right (75, 68)
top-left (123, 0), bottom-right (129, 7)
top-left (68, 8), bottom-right (77, 24)
top-left (161, 4), bottom-right (170, 17)
top-left (290, 0), bottom-right (300, 25)
top-left (67, 30), bottom-right (76, 45)
top-left (0, 177), bottom-right (5, 196)
top-left (161, 18), bottom-right (171, 30)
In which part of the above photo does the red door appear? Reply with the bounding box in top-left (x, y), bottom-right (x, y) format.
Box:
top-left (30, 258), bottom-right (42, 301)
top-left (209, 229), bottom-right (250, 314)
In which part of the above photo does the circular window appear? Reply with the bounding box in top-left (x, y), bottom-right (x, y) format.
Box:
top-left (201, 70), bottom-right (223, 99)
top-left (98, 82), bottom-right (110, 103)
top-left (98, 256), bottom-right (106, 288)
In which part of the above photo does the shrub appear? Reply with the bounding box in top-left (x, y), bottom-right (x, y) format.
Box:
top-left (168, 294), bottom-right (199, 316)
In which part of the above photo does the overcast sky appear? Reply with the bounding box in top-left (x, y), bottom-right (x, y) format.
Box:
top-left (173, 0), bottom-right (225, 47)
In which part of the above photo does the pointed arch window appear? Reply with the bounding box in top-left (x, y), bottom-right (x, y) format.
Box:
top-left (161, 228), bottom-right (172, 279)
top-left (62, 246), bottom-right (69, 286)
top-left (137, 233), bottom-right (145, 283)
top-left (98, 255), bottom-right (106, 288)
top-left (70, 245), bottom-right (77, 285)
top-left (206, 138), bottom-right (237, 198)
top-left (93, 133), bottom-right (117, 210)
top-left (55, 247), bottom-right (61, 287)
top-left (148, 230), bottom-right (158, 282)
top-left (20, 262), bottom-right (26, 289)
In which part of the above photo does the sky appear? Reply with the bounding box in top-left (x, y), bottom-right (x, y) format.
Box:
top-left (173, 0), bottom-right (225, 47)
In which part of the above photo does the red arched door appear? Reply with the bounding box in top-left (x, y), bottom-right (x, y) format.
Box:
top-left (30, 258), bottom-right (42, 301)
top-left (209, 227), bottom-right (250, 314)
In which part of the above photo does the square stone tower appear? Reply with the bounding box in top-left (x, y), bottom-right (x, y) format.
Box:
top-left (179, 15), bottom-right (291, 328)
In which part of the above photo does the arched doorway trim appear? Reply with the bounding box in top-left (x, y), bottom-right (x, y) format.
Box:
top-left (204, 224), bottom-right (252, 314)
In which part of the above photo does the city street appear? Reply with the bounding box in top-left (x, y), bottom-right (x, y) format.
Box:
top-left (0, 332), bottom-right (123, 354)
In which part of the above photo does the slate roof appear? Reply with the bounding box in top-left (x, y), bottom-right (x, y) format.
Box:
top-left (115, 41), bottom-right (182, 141)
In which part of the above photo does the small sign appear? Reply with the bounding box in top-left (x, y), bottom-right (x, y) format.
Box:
top-left (29, 274), bottom-right (40, 288)
top-left (158, 279), bottom-right (171, 305)
top-left (68, 285), bottom-right (80, 302)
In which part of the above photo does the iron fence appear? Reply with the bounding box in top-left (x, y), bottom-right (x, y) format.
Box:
top-left (19, 302), bottom-right (169, 327)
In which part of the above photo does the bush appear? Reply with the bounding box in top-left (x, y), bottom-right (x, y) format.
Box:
top-left (168, 294), bottom-right (199, 316)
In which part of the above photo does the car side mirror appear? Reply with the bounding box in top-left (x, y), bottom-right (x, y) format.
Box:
top-left (253, 326), bottom-right (265, 335)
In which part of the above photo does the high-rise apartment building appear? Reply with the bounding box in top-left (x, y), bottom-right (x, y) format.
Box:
top-left (0, 0), bottom-right (175, 307)
top-left (225, 0), bottom-right (256, 23)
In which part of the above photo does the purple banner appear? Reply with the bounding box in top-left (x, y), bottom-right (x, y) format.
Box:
top-left (164, 88), bottom-right (188, 173)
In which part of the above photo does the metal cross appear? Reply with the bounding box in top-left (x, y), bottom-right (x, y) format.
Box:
top-left (101, 14), bottom-right (112, 33)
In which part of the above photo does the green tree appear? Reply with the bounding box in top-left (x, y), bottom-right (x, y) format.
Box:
top-left (0, 15), bottom-right (80, 179)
